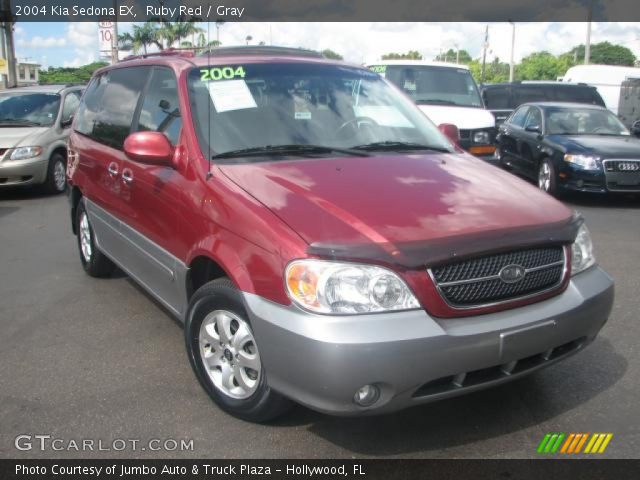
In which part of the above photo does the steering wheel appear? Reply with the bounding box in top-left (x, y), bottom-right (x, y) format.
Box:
top-left (592, 126), bottom-right (610, 134)
top-left (335, 116), bottom-right (378, 137)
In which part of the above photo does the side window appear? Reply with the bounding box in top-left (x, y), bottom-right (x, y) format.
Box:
top-left (513, 86), bottom-right (547, 105)
top-left (509, 106), bottom-right (529, 127)
top-left (61, 91), bottom-right (81, 124)
top-left (75, 67), bottom-right (150, 149)
top-left (524, 107), bottom-right (542, 128)
top-left (136, 67), bottom-right (182, 145)
top-left (483, 87), bottom-right (511, 109)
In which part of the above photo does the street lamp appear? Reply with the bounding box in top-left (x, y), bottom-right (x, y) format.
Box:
top-left (509, 20), bottom-right (516, 82)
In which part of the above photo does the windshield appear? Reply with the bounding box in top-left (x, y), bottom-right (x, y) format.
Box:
top-left (187, 63), bottom-right (454, 160)
top-left (374, 65), bottom-right (483, 108)
top-left (0, 92), bottom-right (60, 126)
top-left (545, 107), bottom-right (630, 136)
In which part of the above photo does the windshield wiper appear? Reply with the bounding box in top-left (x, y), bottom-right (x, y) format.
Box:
top-left (212, 144), bottom-right (370, 160)
top-left (0, 118), bottom-right (42, 126)
top-left (415, 99), bottom-right (459, 106)
top-left (350, 141), bottom-right (452, 153)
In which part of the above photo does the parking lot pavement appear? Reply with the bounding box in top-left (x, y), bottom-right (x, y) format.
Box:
top-left (1, 187), bottom-right (638, 459)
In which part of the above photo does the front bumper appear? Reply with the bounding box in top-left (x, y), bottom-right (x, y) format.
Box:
top-left (244, 266), bottom-right (614, 415)
top-left (0, 155), bottom-right (48, 187)
top-left (560, 162), bottom-right (640, 194)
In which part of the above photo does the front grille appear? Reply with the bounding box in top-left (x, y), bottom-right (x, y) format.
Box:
top-left (429, 247), bottom-right (566, 308)
top-left (603, 159), bottom-right (640, 192)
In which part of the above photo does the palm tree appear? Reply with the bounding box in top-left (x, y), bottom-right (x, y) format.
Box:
top-left (157, 18), bottom-right (203, 49)
top-left (245, 35), bottom-right (253, 45)
top-left (118, 22), bottom-right (158, 55)
top-left (181, 33), bottom-right (221, 50)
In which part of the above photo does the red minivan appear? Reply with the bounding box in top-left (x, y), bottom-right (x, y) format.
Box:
top-left (67, 47), bottom-right (614, 422)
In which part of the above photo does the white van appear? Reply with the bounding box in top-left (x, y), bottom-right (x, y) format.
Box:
top-left (367, 60), bottom-right (496, 159)
top-left (562, 64), bottom-right (640, 115)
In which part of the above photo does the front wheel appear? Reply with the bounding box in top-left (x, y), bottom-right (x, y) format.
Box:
top-left (538, 158), bottom-right (558, 196)
top-left (184, 278), bottom-right (292, 422)
top-left (43, 152), bottom-right (67, 194)
top-left (75, 201), bottom-right (115, 277)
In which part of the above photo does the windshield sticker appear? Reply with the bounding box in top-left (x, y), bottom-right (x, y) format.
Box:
top-left (200, 66), bottom-right (246, 82)
top-left (207, 80), bottom-right (257, 113)
top-left (369, 65), bottom-right (387, 74)
top-left (353, 106), bottom-right (413, 128)
top-left (294, 111), bottom-right (312, 120)
top-left (293, 94), bottom-right (312, 120)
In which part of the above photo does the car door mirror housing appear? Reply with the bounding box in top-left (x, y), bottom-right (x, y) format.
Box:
top-left (525, 124), bottom-right (542, 134)
top-left (124, 132), bottom-right (174, 167)
top-left (60, 116), bottom-right (73, 128)
top-left (438, 123), bottom-right (461, 146)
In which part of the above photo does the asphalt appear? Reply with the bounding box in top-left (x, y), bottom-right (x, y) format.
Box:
top-left (0, 186), bottom-right (638, 459)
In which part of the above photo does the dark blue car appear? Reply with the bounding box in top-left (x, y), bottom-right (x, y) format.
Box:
top-left (496, 102), bottom-right (640, 196)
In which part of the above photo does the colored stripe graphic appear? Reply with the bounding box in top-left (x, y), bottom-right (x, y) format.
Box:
top-left (539, 433), bottom-right (613, 454)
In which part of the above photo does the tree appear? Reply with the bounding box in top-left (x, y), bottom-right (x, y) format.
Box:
top-left (381, 50), bottom-right (423, 60)
top-left (565, 41), bottom-right (636, 66)
top-left (181, 33), bottom-right (221, 50)
top-left (118, 22), bottom-right (158, 55)
top-left (516, 51), bottom-right (566, 81)
top-left (39, 62), bottom-right (109, 84)
top-left (435, 49), bottom-right (472, 64)
top-left (321, 49), bottom-right (343, 60)
top-left (157, 18), bottom-right (203, 49)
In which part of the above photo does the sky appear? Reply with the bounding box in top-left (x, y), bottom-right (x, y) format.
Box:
top-left (13, 22), bottom-right (640, 69)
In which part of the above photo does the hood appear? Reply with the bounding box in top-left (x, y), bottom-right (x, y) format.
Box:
top-left (548, 134), bottom-right (640, 158)
top-left (417, 105), bottom-right (495, 130)
top-left (0, 127), bottom-right (49, 149)
top-left (220, 153), bottom-right (575, 267)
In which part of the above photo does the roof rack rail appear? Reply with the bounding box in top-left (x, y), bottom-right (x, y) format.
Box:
top-left (198, 46), bottom-right (323, 58)
top-left (121, 48), bottom-right (195, 62)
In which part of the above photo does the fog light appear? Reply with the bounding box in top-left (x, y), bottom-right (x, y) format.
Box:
top-left (353, 384), bottom-right (380, 407)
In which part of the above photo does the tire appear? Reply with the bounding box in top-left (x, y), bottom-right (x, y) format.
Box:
top-left (43, 152), bottom-right (67, 194)
top-left (538, 158), bottom-right (558, 196)
top-left (185, 278), bottom-right (292, 422)
top-left (495, 145), bottom-right (509, 169)
top-left (75, 201), bottom-right (115, 277)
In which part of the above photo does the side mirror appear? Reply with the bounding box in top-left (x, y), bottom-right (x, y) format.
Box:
top-left (60, 115), bottom-right (73, 128)
top-left (123, 131), bottom-right (174, 167)
top-left (438, 123), bottom-right (460, 146)
top-left (632, 120), bottom-right (640, 138)
top-left (525, 124), bottom-right (542, 134)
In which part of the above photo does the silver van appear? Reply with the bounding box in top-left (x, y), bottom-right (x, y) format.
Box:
top-left (0, 84), bottom-right (83, 193)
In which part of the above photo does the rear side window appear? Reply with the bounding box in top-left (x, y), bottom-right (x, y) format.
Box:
top-left (136, 67), bottom-right (182, 145)
top-left (509, 106), bottom-right (529, 127)
top-left (483, 87), bottom-right (511, 109)
top-left (75, 67), bottom-right (150, 149)
top-left (61, 91), bottom-right (81, 123)
top-left (552, 86), bottom-right (605, 106)
top-left (513, 86), bottom-right (548, 105)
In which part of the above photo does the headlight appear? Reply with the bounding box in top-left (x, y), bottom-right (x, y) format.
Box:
top-left (564, 154), bottom-right (599, 170)
top-left (285, 259), bottom-right (420, 314)
top-left (473, 131), bottom-right (490, 144)
top-left (10, 146), bottom-right (43, 161)
top-left (571, 224), bottom-right (596, 275)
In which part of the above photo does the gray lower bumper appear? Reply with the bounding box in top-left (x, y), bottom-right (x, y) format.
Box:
top-left (244, 266), bottom-right (614, 415)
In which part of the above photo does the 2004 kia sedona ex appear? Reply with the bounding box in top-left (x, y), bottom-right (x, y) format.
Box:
top-left (67, 47), bottom-right (614, 422)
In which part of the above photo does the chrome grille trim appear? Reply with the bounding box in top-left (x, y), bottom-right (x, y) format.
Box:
top-left (428, 246), bottom-right (568, 310)
top-left (603, 159), bottom-right (640, 192)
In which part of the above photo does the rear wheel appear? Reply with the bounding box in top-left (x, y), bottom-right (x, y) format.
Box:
top-left (43, 152), bottom-right (67, 194)
top-left (538, 158), bottom-right (558, 196)
top-left (185, 278), bottom-right (292, 422)
top-left (75, 201), bottom-right (115, 277)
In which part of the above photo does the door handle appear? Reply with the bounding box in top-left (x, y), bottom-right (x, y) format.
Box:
top-left (107, 162), bottom-right (119, 177)
top-left (122, 168), bottom-right (133, 185)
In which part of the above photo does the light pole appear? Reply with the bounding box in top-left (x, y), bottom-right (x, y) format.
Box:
top-left (584, 1), bottom-right (593, 64)
top-left (509, 20), bottom-right (516, 82)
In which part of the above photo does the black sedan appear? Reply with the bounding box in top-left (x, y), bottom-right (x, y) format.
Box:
top-left (496, 102), bottom-right (640, 196)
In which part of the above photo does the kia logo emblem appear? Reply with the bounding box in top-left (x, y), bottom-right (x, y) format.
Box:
top-left (499, 264), bottom-right (526, 284)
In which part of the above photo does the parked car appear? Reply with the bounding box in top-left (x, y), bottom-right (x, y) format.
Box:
top-left (496, 102), bottom-right (640, 195)
top-left (562, 64), bottom-right (640, 115)
top-left (481, 81), bottom-right (605, 126)
top-left (67, 47), bottom-right (613, 422)
top-left (0, 84), bottom-right (83, 193)
top-left (367, 60), bottom-right (497, 159)
top-left (617, 77), bottom-right (640, 131)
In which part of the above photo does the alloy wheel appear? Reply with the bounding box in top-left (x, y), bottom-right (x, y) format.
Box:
top-left (199, 310), bottom-right (261, 399)
top-left (538, 162), bottom-right (551, 192)
top-left (53, 160), bottom-right (66, 191)
top-left (79, 212), bottom-right (92, 262)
